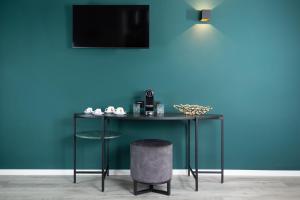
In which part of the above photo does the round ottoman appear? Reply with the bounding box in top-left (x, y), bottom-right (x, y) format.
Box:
top-left (130, 139), bottom-right (173, 195)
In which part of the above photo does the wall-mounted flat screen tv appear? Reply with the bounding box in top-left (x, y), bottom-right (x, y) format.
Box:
top-left (73, 5), bottom-right (149, 48)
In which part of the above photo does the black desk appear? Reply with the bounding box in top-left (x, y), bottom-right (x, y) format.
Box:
top-left (73, 113), bottom-right (224, 192)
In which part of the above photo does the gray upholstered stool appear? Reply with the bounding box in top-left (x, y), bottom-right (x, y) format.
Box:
top-left (130, 139), bottom-right (173, 195)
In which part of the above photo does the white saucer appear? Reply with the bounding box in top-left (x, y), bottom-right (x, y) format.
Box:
top-left (105, 111), bottom-right (115, 114)
top-left (84, 111), bottom-right (93, 114)
top-left (92, 111), bottom-right (104, 116)
top-left (113, 111), bottom-right (127, 115)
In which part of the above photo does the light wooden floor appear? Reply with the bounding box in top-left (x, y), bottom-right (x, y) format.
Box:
top-left (0, 175), bottom-right (300, 200)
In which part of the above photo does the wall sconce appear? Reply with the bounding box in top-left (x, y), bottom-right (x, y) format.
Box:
top-left (199, 10), bottom-right (211, 22)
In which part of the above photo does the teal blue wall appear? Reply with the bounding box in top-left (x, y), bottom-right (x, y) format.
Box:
top-left (1, 0), bottom-right (300, 170)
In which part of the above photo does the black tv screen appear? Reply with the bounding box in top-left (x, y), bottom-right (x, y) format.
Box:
top-left (73, 5), bottom-right (149, 48)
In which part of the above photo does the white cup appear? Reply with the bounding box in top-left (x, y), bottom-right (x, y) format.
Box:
top-left (105, 106), bottom-right (115, 113)
top-left (93, 108), bottom-right (103, 115)
top-left (84, 107), bottom-right (93, 114)
top-left (115, 107), bottom-right (126, 115)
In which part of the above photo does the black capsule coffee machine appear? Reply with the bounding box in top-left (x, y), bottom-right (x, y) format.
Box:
top-left (145, 89), bottom-right (154, 116)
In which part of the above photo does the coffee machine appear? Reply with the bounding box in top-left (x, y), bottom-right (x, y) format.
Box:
top-left (145, 89), bottom-right (154, 116)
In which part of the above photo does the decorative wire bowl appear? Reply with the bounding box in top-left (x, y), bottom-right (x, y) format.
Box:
top-left (173, 104), bottom-right (213, 115)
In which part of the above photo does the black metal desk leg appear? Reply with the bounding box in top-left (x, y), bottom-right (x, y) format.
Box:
top-left (195, 118), bottom-right (199, 191)
top-left (107, 141), bottom-right (110, 176)
top-left (101, 118), bottom-right (106, 192)
top-left (107, 119), bottom-right (110, 176)
top-left (221, 117), bottom-right (224, 183)
top-left (73, 116), bottom-right (77, 184)
top-left (185, 122), bottom-right (187, 174)
top-left (186, 120), bottom-right (191, 176)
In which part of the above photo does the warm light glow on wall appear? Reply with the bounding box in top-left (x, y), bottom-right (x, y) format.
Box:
top-left (181, 0), bottom-right (225, 46)
top-left (191, 24), bottom-right (214, 35)
top-left (185, 0), bottom-right (224, 10)
top-left (180, 23), bottom-right (225, 47)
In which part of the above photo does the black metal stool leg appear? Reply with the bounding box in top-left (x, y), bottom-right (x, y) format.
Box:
top-left (133, 181), bottom-right (138, 195)
top-left (149, 184), bottom-right (153, 191)
top-left (167, 180), bottom-right (171, 195)
top-left (133, 181), bottom-right (171, 196)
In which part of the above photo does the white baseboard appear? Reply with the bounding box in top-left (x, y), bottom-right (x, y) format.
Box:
top-left (0, 169), bottom-right (300, 176)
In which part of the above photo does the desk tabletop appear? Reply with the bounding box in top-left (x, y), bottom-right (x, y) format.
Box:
top-left (74, 113), bottom-right (223, 120)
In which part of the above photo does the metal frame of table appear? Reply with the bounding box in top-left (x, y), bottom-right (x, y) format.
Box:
top-left (186, 114), bottom-right (224, 191)
top-left (74, 114), bottom-right (118, 193)
top-left (73, 113), bottom-right (224, 192)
